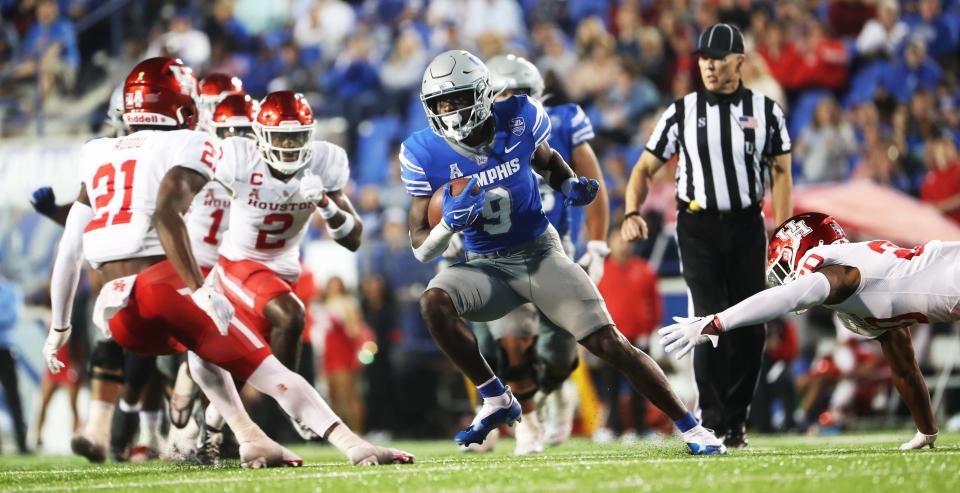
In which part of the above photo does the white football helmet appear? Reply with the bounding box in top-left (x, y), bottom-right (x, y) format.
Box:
top-left (421, 50), bottom-right (495, 144)
top-left (486, 54), bottom-right (544, 100)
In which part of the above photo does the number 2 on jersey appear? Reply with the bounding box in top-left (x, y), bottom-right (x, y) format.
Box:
top-left (85, 160), bottom-right (136, 232)
top-left (256, 213), bottom-right (294, 249)
top-left (867, 240), bottom-right (925, 260)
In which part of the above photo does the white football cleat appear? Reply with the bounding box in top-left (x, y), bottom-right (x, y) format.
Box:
top-left (514, 412), bottom-right (545, 456)
top-left (161, 417), bottom-right (199, 462)
top-left (195, 425), bottom-right (223, 466)
top-left (682, 425), bottom-right (727, 455)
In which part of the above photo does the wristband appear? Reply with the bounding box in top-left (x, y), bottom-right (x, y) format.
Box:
top-left (326, 213), bottom-right (356, 240)
top-left (317, 199), bottom-right (340, 220)
top-left (624, 211), bottom-right (642, 220)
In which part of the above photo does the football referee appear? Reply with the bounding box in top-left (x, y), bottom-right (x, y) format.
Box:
top-left (621, 23), bottom-right (792, 448)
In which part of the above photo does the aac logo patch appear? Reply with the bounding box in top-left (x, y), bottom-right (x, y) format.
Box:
top-left (510, 117), bottom-right (525, 136)
top-left (449, 163), bottom-right (464, 179)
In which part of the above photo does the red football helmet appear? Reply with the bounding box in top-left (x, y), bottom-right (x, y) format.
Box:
top-left (198, 73), bottom-right (245, 122)
top-left (253, 91), bottom-right (315, 175)
top-left (123, 57), bottom-right (199, 129)
top-left (767, 212), bottom-right (848, 286)
top-left (210, 94), bottom-right (257, 139)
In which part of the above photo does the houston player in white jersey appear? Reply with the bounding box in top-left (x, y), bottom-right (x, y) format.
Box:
top-left (41, 57), bottom-right (412, 468)
top-left (659, 212), bottom-right (959, 450)
top-left (167, 94), bottom-right (255, 459)
top-left (213, 90), bottom-right (361, 374)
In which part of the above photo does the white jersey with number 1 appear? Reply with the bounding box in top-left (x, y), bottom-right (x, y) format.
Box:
top-left (79, 129), bottom-right (218, 267)
top-left (797, 240), bottom-right (960, 337)
top-left (214, 138), bottom-right (350, 280)
top-left (185, 181), bottom-right (232, 269)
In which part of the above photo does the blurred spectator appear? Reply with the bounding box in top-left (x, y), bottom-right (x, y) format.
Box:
top-left (827, 0), bottom-right (878, 38)
top-left (204, 0), bottom-right (251, 53)
top-left (567, 25), bottom-right (619, 101)
top-left (34, 344), bottom-right (80, 450)
top-left (0, 11), bottom-right (18, 74)
top-left (594, 227), bottom-right (661, 440)
top-left (749, 317), bottom-right (798, 433)
top-left (12, 0), bottom-right (78, 98)
top-left (906, 0), bottom-right (958, 59)
top-left (380, 28), bottom-right (428, 116)
top-left (321, 276), bottom-right (367, 433)
top-left (360, 275), bottom-right (399, 436)
top-left (326, 33), bottom-right (381, 151)
top-left (792, 19), bottom-right (850, 91)
top-left (232, 0), bottom-right (291, 35)
top-left (594, 65), bottom-right (659, 141)
top-left (145, 9), bottom-right (212, 70)
top-left (881, 37), bottom-right (943, 104)
top-left (267, 41), bottom-right (315, 93)
top-left (293, 0), bottom-right (356, 60)
top-left (535, 24), bottom-right (578, 88)
top-left (462, 0), bottom-right (525, 42)
top-left (756, 21), bottom-right (801, 90)
top-left (855, 0), bottom-right (908, 59)
top-left (0, 276), bottom-right (28, 454)
top-left (797, 96), bottom-right (858, 182)
top-left (852, 124), bottom-right (907, 190)
top-left (741, 53), bottom-right (786, 109)
top-left (920, 130), bottom-right (960, 225)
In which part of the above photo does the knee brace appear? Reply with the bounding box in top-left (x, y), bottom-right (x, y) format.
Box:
top-left (90, 340), bottom-right (125, 383)
top-left (538, 355), bottom-right (578, 393)
top-left (498, 340), bottom-right (539, 400)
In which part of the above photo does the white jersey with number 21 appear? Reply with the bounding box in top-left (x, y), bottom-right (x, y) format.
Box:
top-left (797, 240), bottom-right (960, 337)
top-left (79, 129), bottom-right (217, 267)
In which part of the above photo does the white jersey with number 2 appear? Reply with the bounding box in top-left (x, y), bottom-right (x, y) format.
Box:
top-left (215, 138), bottom-right (350, 280)
top-left (79, 129), bottom-right (217, 267)
top-left (797, 240), bottom-right (960, 337)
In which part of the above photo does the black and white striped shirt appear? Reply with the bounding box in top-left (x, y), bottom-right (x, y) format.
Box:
top-left (645, 84), bottom-right (791, 211)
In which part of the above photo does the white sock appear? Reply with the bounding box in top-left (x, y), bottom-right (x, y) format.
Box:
top-left (85, 400), bottom-right (114, 446)
top-left (139, 411), bottom-right (162, 448)
top-left (187, 352), bottom-right (266, 444)
top-left (246, 355), bottom-right (340, 437)
top-left (118, 399), bottom-right (141, 414)
top-left (325, 423), bottom-right (365, 455)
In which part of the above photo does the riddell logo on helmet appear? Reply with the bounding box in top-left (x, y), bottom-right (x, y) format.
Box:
top-left (123, 113), bottom-right (176, 125)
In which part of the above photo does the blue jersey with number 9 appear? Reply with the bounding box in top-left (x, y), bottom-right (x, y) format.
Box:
top-left (400, 95), bottom-right (552, 254)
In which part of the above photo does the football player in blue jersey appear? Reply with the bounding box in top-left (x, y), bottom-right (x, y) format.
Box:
top-left (401, 50), bottom-right (725, 455)
top-left (463, 54), bottom-right (609, 454)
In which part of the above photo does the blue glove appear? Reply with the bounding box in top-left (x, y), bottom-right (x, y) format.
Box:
top-left (561, 176), bottom-right (599, 207)
top-left (30, 187), bottom-right (58, 217)
top-left (441, 177), bottom-right (483, 232)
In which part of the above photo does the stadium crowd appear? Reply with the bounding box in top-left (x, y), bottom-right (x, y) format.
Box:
top-left (1, 0), bottom-right (959, 452)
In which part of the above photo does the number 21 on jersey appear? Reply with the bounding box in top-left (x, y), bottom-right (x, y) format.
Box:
top-left (85, 160), bottom-right (137, 232)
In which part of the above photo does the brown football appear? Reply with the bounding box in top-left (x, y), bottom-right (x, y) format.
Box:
top-left (427, 177), bottom-right (478, 228)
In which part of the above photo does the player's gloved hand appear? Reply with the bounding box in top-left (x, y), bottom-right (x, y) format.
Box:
top-left (442, 232), bottom-right (465, 260)
top-left (899, 430), bottom-right (937, 450)
top-left (658, 315), bottom-right (722, 360)
top-left (440, 177), bottom-right (483, 232)
top-left (43, 326), bottom-right (71, 373)
top-left (299, 169), bottom-right (327, 205)
top-left (30, 186), bottom-right (57, 217)
top-left (561, 176), bottom-right (599, 207)
top-left (577, 240), bottom-right (610, 284)
top-left (191, 284), bottom-right (234, 336)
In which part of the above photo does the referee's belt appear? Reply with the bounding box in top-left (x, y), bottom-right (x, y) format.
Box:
top-left (679, 200), bottom-right (761, 218)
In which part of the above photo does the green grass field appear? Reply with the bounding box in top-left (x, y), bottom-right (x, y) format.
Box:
top-left (1, 432), bottom-right (958, 493)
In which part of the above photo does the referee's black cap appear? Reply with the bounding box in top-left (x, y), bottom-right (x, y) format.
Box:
top-left (695, 23), bottom-right (745, 58)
